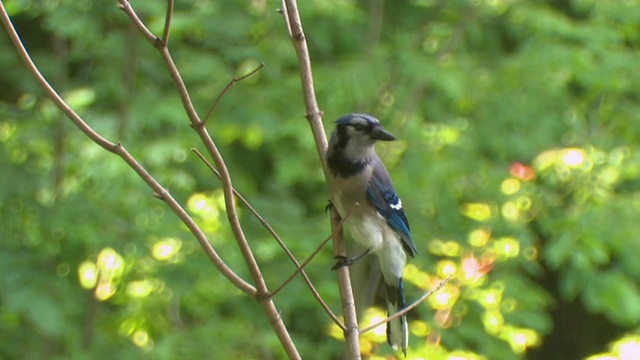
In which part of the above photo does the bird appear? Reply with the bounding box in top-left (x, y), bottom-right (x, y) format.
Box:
top-left (325, 113), bottom-right (418, 356)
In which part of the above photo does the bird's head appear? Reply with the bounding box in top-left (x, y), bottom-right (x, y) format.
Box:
top-left (327, 113), bottom-right (396, 167)
top-left (334, 113), bottom-right (396, 144)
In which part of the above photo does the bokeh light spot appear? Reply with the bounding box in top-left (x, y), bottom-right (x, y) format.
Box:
top-left (516, 196), bottom-right (532, 210)
top-left (501, 178), bottom-right (520, 195)
top-left (126, 280), bottom-right (154, 298)
top-left (152, 237), bottom-right (182, 261)
top-left (97, 248), bottom-right (124, 275)
top-left (561, 148), bottom-right (586, 167)
top-left (442, 241), bottom-right (461, 256)
top-left (461, 202), bottom-right (494, 221)
top-left (437, 260), bottom-right (458, 278)
top-left (477, 288), bottom-right (502, 309)
top-left (494, 237), bottom-right (520, 258)
top-left (509, 162), bottom-right (536, 181)
top-left (186, 192), bottom-right (222, 232)
top-left (503, 327), bottom-right (540, 353)
top-left (482, 310), bottom-right (504, 334)
top-left (360, 308), bottom-right (387, 342)
top-left (501, 201), bottom-right (519, 222)
top-left (95, 280), bottom-right (117, 301)
top-left (461, 254), bottom-right (492, 284)
top-left (411, 320), bottom-right (429, 337)
top-left (614, 336), bottom-right (640, 359)
top-left (468, 227), bottom-right (491, 248)
top-left (78, 261), bottom-right (98, 289)
top-left (429, 285), bottom-right (460, 310)
top-left (380, 90), bottom-right (395, 107)
top-left (132, 329), bottom-right (153, 350)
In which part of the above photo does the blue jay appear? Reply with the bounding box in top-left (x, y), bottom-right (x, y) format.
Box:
top-left (326, 113), bottom-right (418, 355)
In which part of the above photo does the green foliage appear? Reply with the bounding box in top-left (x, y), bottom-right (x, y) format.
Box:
top-left (1, 0), bottom-right (640, 359)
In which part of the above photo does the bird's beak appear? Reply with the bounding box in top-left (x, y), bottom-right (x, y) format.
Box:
top-left (370, 126), bottom-right (396, 141)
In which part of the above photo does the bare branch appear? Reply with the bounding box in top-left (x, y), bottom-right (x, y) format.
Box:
top-left (360, 275), bottom-right (453, 335)
top-left (117, 0), bottom-right (158, 46)
top-left (0, 11), bottom-right (116, 151)
top-left (162, 0), bottom-right (174, 46)
top-left (329, 208), bottom-right (361, 359)
top-left (270, 203), bottom-right (359, 298)
top-left (0, 0), bottom-right (256, 296)
top-left (280, 0), bottom-right (361, 357)
top-left (191, 147), bottom-right (351, 331)
top-left (280, 0), bottom-right (326, 169)
top-left (118, 0), bottom-right (200, 124)
top-left (203, 62), bottom-right (265, 124)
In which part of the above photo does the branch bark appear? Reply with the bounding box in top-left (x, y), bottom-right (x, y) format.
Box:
top-left (280, 0), bottom-right (361, 358)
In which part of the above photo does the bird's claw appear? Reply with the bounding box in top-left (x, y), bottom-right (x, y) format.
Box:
top-left (331, 256), bottom-right (352, 271)
top-left (325, 200), bottom-right (335, 213)
top-left (331, 249), bottom-right (370, 271)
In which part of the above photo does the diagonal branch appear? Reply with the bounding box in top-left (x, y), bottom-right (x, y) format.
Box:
top-left (0, 0), bottom-right (255, 296)
top-left (360, 275), bottom-right (453, 335)
top-left (203, 63), bottom-right (265, 124)
top-left (270, 203), bottom-right (359, 298)
top-left (161, 0), bottom-right (174, 46)
top-left (117, 0), bottom-right (264, 295)
top-left (192, 147), bottom-right (355, 331)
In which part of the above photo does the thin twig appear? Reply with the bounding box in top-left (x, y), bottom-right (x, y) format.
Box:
top-left (360, 275), bottom-right (453, 335)
top-left (269, 203), bottom-right (358, 297)
top-left (280, 0), bottom-right (326, 169)
top-left (203, 63), bottom-right (265, 124)
top-left (269, 202), bottom-right (360, 298)
top-left (117, 0), bottom-right (158, 45)
top-left (191, 148), bottom-right (359, 330)
top-left (161, 0), bottom-right (174, 46)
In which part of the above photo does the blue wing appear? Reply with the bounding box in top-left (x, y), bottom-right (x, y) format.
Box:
top-left (366, 156), bottom-right (418, 257)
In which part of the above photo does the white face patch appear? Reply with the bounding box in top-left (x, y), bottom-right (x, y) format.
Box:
top-left (336, 115), bottom-right (381, 163)
top-left (390, 198), bottom-right (403, 210)
top-left (345, 126), bottom-right (358, 136)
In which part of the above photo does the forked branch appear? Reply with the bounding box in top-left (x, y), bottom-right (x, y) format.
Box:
top-left (192, 147), bottom-right (351, 331)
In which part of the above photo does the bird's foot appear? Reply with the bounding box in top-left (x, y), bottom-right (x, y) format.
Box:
top-left (325, 200), bottom-right (334, 213)
top-left (331, 249), bottom-right (371, 271)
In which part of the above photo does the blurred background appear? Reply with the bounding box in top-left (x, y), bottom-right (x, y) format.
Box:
top-left (1, 0), bottom-right (639, 359)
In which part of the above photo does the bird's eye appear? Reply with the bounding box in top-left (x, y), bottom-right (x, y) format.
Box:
top-left (352, 123), bottom-right (366, 131)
